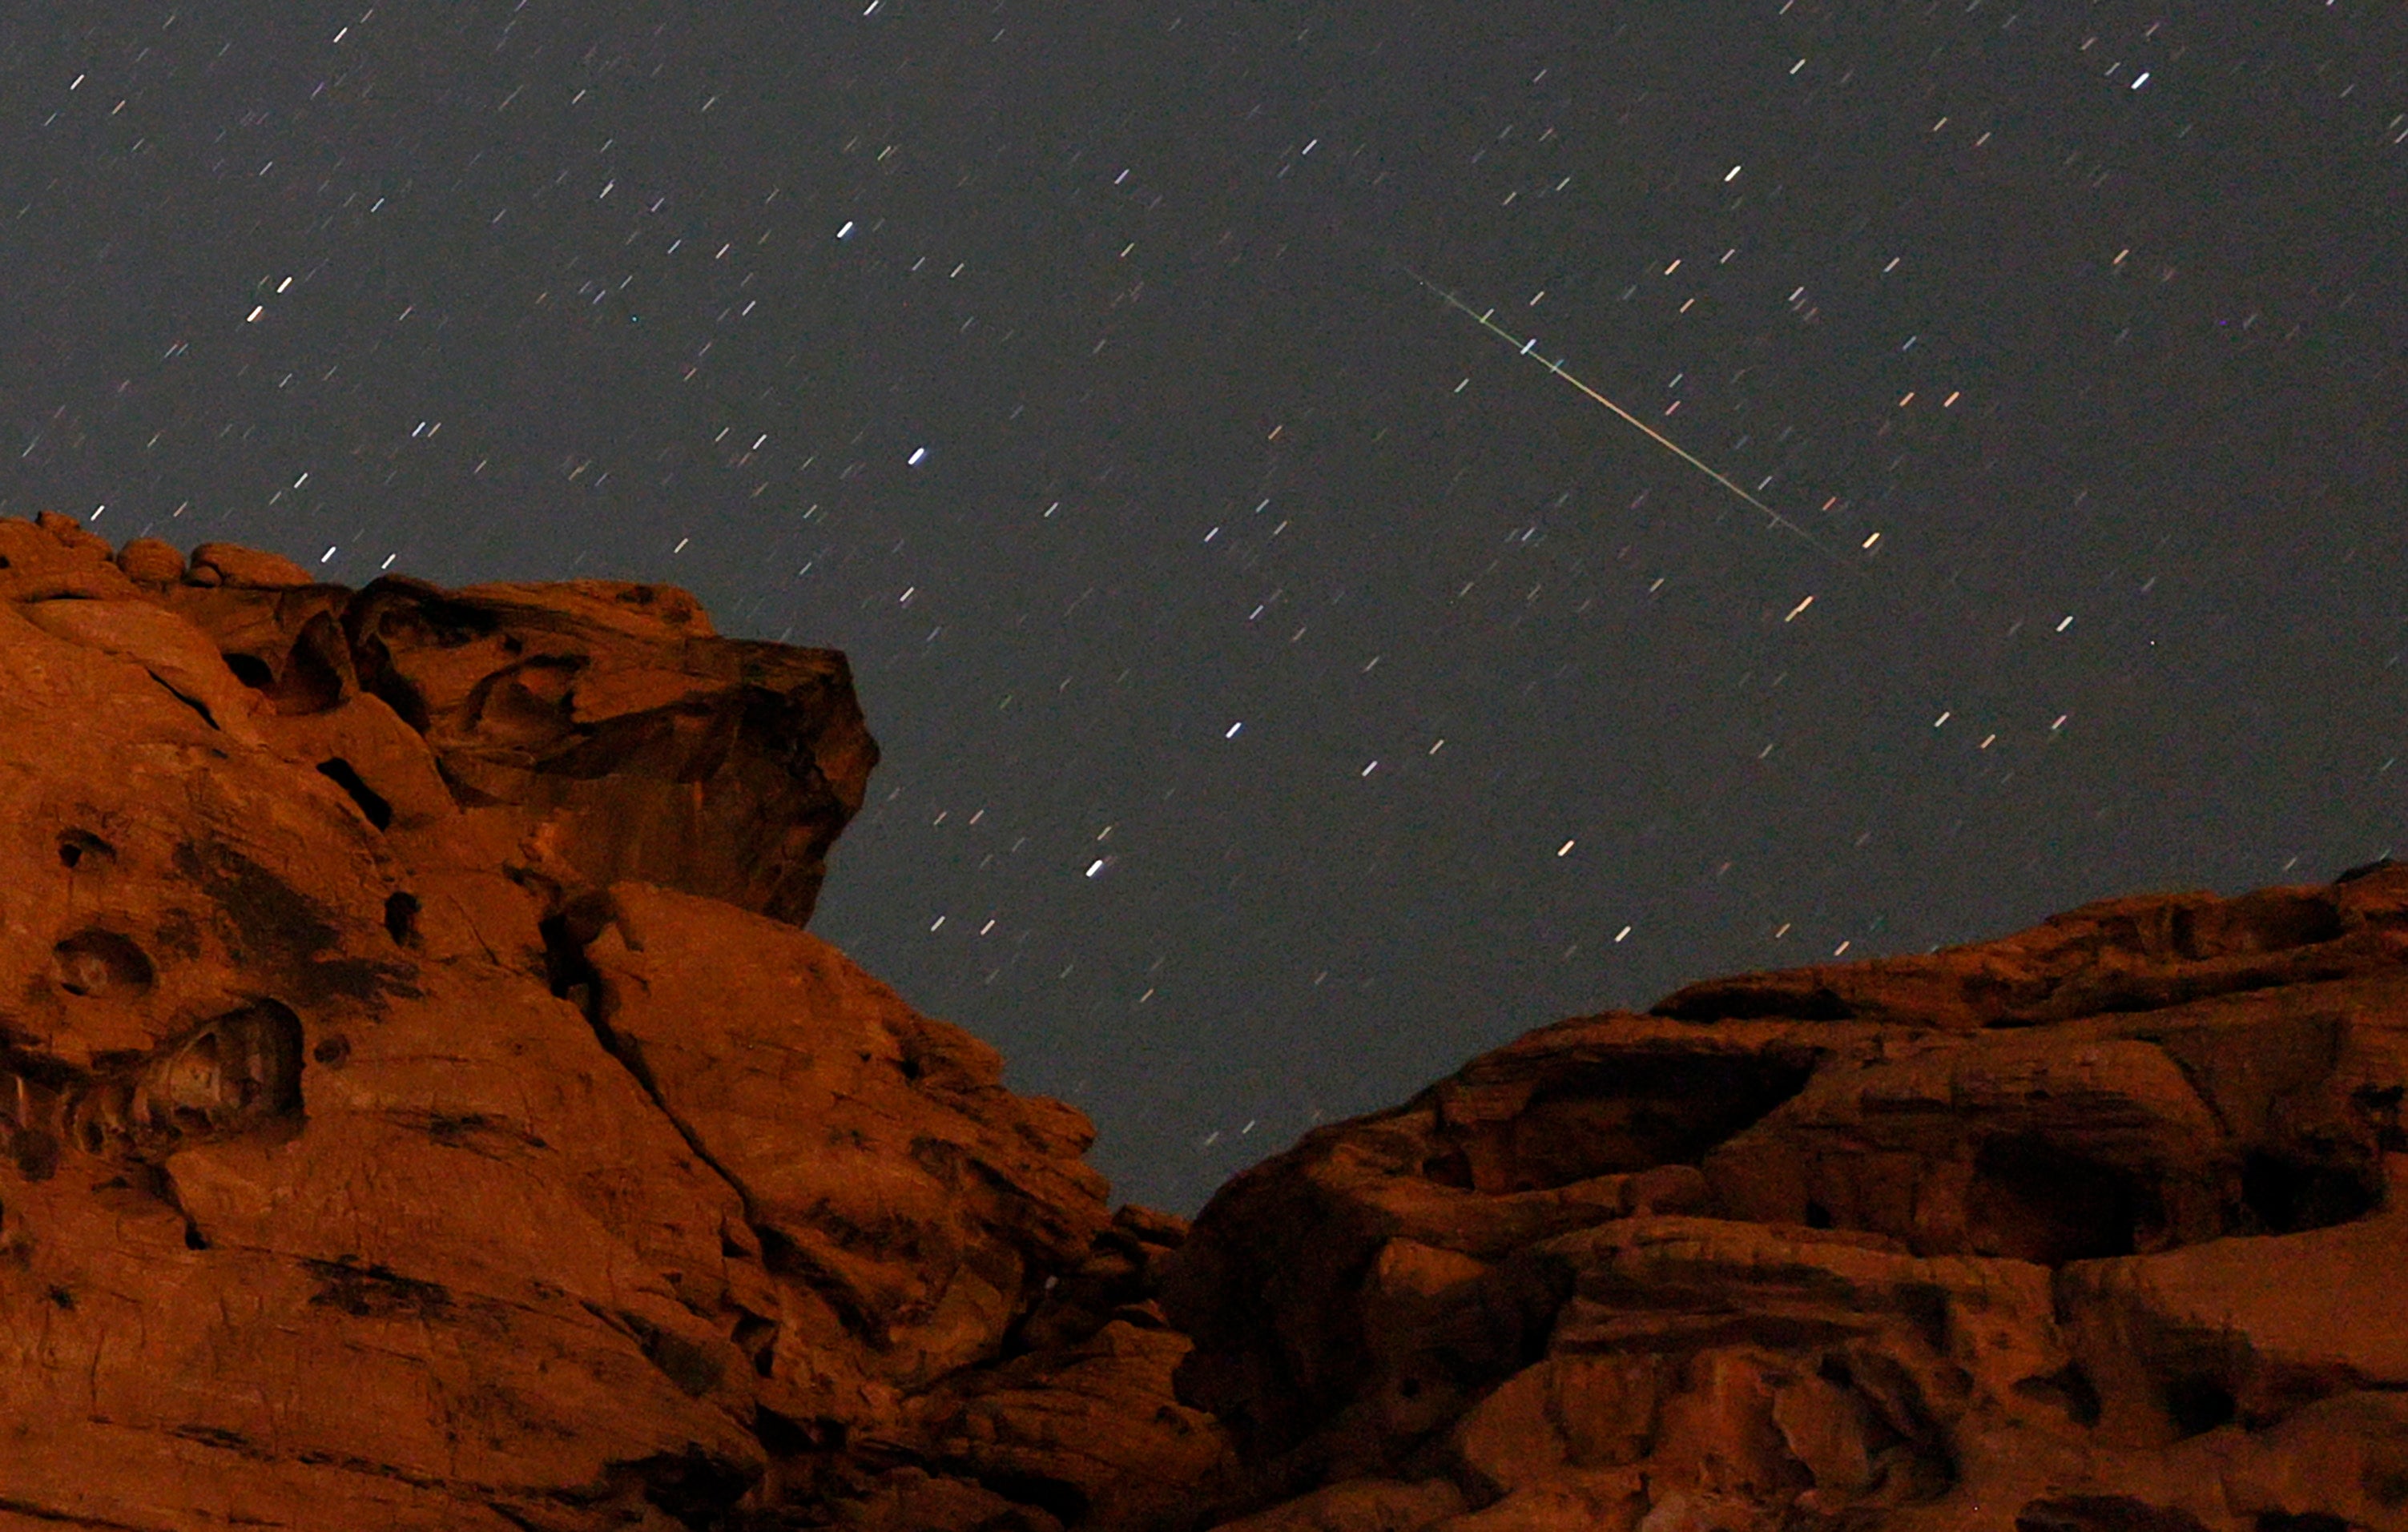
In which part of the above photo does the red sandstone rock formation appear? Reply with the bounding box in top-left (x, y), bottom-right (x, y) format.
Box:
top-left (2, 511), bottom-right (2402, 1532)
top-left (1165, 873), bottom-right (2408, 1532)
top-left (0, 514), bottom-right (1218, 1530)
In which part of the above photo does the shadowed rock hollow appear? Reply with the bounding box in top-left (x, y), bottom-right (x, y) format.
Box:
top-left (2, 512), bottom-right (2402, 1532)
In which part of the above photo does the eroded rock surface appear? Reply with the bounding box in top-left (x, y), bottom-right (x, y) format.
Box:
top-left (0, 516), bottom-right (1217, 1530)
top-left (4, 510), bottom-right (2402, 1532)
top-left (1166, 871), bottom-right (2408, 1532)
top-left (3, 513), bottom-right (876, 927)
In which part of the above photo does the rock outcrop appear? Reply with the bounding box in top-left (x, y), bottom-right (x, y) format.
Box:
top-left (1165, 872), bottom-right (2408, 1532)
top-left (2, 511), bottom-right (2402, 1532)
top-left (0, 514), bottom-right (1218, 1531)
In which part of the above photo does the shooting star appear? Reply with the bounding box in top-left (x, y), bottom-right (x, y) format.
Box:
top-left (1401, 263), bottom-right (1835, 558)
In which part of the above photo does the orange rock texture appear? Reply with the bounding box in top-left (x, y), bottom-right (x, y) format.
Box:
top-left (1166, 870), bottom-right (2408, 1532)
top-left (2, 510), bottom-right (2402, 1532)
top-left (0, 515), bottom-right (1217, 1530)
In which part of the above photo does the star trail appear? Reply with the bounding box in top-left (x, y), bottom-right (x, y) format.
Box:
top-left (2, 0), bottom-right (2402, 1212)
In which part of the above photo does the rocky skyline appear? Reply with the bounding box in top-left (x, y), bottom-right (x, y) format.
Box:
top-left (5, 2), bottom-right (2402, 1215)
top-left (1, 519), bottom-right (2398, 1531)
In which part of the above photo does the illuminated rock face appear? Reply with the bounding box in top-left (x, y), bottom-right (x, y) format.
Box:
top-left (1165, 871), bottom-right (2408, 1532)
top-left (3, 508), bottom-right (2403, 1532)
top-left (0, 514), bottom-right (1217, 1532)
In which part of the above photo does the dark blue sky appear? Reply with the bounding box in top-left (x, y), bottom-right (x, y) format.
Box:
top-left (5, 0), bottom-right (2402, 1212)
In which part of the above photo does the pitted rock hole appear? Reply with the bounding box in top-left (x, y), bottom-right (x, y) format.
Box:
top-left (52, 930), bottom-right (155, 999)
top-left (1966, 1136), bottom-right (2159, 1264)
top-left (2241, 1149), bottom-right (2382, 1233)
top-left (3, 1001), bottom-right (303, 1180)
top-left (56, 829), bottom-right (116, 870)
top-left (1420, 1148), bottom-right (1475, 1188)
top-left (538, 899), bottom-right (612, 1010)
top-left (2162, 1375), bottom-right (2237, 1438)
top-left (1472, 1052), bottom-right (1817, 1193)
top-left (382, 891), bottom-right (421, 946)
top-left (316, 758), bottom-right (393, 830)
top-left (69, 1000), bottom-right (304, 1160)
top-left (223, 652), bottom-right (276, 690)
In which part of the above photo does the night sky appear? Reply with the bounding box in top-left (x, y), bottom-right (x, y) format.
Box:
top-left (5, 2), bottom-right (2403, 1215)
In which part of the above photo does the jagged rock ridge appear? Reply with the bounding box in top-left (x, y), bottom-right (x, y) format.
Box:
top-left (1, 512), bottom-right (2401, 1532)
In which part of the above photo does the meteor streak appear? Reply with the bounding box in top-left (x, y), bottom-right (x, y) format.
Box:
top-left (1401, 263), bottom-right (1834, 557)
